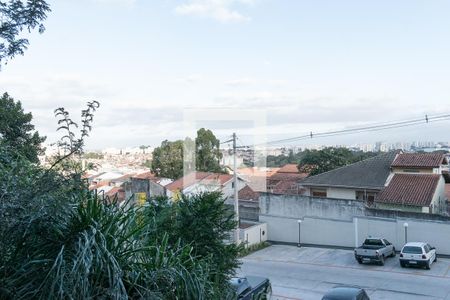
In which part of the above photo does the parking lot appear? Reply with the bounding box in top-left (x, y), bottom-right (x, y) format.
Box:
top-left (238, 245), bottom-right (450, 300)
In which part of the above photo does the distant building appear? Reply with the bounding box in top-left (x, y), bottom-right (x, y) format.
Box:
top-left (300, 152), bottom-right (398, 201)
top-left (374, 153), bottom-right (448, 214)
top-left (165, 171), bottom-right (246, 200)
top-left (267, 164), bottom-right (308, 195)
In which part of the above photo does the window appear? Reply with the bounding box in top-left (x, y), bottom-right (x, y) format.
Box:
top-left (356, 191), bottom-right (376, 202)
top-left (311, 188), bottom-right (327, 197)
top-left (424, 244), bottom-right (431, 253)
top-left (403, 169), bottom-right (420, 173)
top-left (402, 246), bottom-right (423, 254)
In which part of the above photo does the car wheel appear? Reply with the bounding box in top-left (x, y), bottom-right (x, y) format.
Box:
top-left (379, 255), bottom-right (385, 266)
top-left (261, 285), bottom-right (272, 300)
top-left (425, 260), bottom-right (431, 270)
top-left (400, 261), bottom-right (406, 268)
top-left (357, 258), bottom-right (363, 264)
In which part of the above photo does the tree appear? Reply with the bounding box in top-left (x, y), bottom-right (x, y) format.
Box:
top-left (196, 128), bottom-right (222, 173)
top-left (299, 147), bottom-right (378, 176)
top-left (151, 139), bottom-right (184, 179)
top-left (0, 92), bottom-right (46, 162)
top-left (152, 128), bottom-right (224, 179)
top-left (0, 0), bottom-right (51, 68)
top-left (175, 192), bottom-right (240, 287)
top-left (0, 103), bottom-right (237, 298)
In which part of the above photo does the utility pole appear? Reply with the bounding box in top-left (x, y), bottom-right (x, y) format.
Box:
top-left (233, 132), bottom-right (240, 244)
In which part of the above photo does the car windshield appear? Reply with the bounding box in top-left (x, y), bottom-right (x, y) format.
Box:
top-left (402, 246), bottom-right (423, 254)
top-left (364, 239), bottom-right (383, 246)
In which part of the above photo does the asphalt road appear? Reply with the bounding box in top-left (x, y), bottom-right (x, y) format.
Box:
top-left (238, 245), bottom-right (450, 300)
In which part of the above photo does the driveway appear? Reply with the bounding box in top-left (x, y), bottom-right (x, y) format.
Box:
top-left (238, 245), bottom-right (450, 300)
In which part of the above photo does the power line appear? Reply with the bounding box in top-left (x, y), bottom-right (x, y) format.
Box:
top-left (243, 113), bottom-right (450, 148)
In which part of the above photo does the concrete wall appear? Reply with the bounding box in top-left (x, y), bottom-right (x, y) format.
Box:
top-left (392, 167), bottom-right (435, 174)
top-left (431, 176), bottom-right (447, 214)
top-left (263, 214), bottom-right (450, 254)
top-left (304, 187), bottom-right (357, 200)
top-left (260, 193), bottom-right (365, 220)
top-left (240, 223), bottom-right (268, 248)
top-left (327, 187), bottom-right (357, 200)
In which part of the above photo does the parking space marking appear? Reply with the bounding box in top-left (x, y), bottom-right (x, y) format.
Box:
top-left (242, 257), bottom-right (450, 280)
top-left (445, 265), bottom-right (450, 277)
top-left (272, 294), bottom-right (302, 300)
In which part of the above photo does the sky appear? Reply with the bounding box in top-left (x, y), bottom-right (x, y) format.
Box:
top-left (1, 0), bottom-right (450, 150)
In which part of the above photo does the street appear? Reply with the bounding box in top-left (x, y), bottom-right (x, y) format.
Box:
top-left (238, 245), bottom-right (450, 300)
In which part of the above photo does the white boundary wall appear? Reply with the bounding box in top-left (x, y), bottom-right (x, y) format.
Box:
top-left (240, 223), bottom-right (268, 248)
top-left (261, 214), bottom-right (450, 255)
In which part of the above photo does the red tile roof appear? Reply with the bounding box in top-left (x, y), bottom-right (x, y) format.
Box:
top-left (268, 172), bottom-right (308, 182)
top-left (391, 153), bottom-right (446, 168)
top-left (133, 171), bottom-right (157, 180)
top-left (277, 163), bottom-right (300, 173)
top-left (237, 167), bottom-right (280, 177)
top-left (376, 174), bottom-right (440, 207)
top-left (445, 184), bottom-right (450, 200)
top-left (165, 172), bottom-right (233, 192)
top-left (238, 185), bottom-right (260, 201)
top-left (271, 180), bottom-right (305, 195)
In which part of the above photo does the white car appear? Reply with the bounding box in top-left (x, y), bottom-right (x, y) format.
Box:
top-left (399, 242), bottom-right (437, 269)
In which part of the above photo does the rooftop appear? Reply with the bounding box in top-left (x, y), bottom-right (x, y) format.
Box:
top-left (166, 172), bottom-right (233, 192)
top-left (300, 151), bottom-right (398, 190)
top-left (376, 174), bottom-right (440, 207)
top-left (391, 153), bottom-right (447, 168)
top-left (238, 185), bottom-right (260, 201)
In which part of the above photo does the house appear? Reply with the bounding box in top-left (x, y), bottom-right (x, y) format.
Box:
top-left (237, 185), bottom-right (261, 222)
top-left (165, 171), bottom-right (246, 200)
top-left (391, 153), bottom-right (448, 174)
top-left (237, 167), bottom-right (280, 192)
top-left (267, 163), bottom-right (308, 195)
top-left (374, 173), bottom-right (446, 214)
top-left (123, 171), bottom-right (170, 205)
top-left (300, 152), bottom-right (398, 200)
top-left (373, 153), bottom-right (449, 214)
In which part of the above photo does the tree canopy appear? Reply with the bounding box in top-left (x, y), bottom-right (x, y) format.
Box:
top-left (151, 139), bottom-right (185, 179)
top-left (0, 103), bottom-right (239, 299)
top-left (0, 92), bottom-right (46, 162)
top-left (0, 0), bottom-right (50, 68)
top-left (196, 128), bottom-right (222, 173)
top-left (299, 147), bottom-right (378, 176)
top-left (152, 128), bottom-right (224, 179)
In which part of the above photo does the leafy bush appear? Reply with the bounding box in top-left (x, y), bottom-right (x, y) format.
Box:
top-left (0, 100), bottom-right (239, 299)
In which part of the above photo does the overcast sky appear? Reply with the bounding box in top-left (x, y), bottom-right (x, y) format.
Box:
top-left (1, 0), bottom-right (450, 149)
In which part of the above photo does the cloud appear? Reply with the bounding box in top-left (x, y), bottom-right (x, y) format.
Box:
top-left (176, 74), bottom-right (203, 84)
top-left (225, 77), bottom-right (257, 86)
top-left (92, 0), bottom-right (136, 5)
top-left (175, 0), bottom-right (255, 23)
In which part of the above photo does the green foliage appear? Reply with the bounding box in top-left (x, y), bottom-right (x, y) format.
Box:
top-left (0, 0), bottom-right (51, 68)
top-left (0, 93), bottom-right (46, 163)
top-left (83, 152), bottom-right (104, 159)
top-left (239, 241), bottom-right (271, 258)
top-left (151, 139), bottom-right (184, 179)
top-left (175, 192), bottom-right (241, 286)
top-left (0, 102), bottom-right (239, 298)
top-left (264, 149), bottom-right (305, 167)
top-left (299, 147), bottom-right (378, 176)
top-left (152, 128), bottom-right (224, 179)
top-left (195, 128), bottom-right (223, 173)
